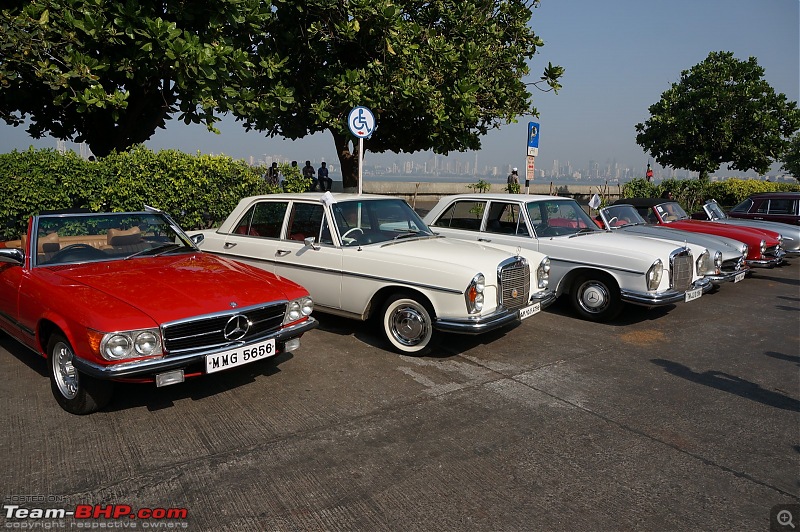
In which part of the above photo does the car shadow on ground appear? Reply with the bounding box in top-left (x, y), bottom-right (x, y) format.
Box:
top-left (107, 352), bottom-right (293, 412)
top-left (544, 297), bottom-right (675, 326)
top-left (312, 313), bottom-right (524, 359)
top-left (651, 358), bottom-right (800, 412)
top-left (0, 333), bottom-right (48, 378)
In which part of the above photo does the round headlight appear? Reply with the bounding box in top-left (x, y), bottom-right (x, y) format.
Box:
top-left (475, 274), bottom-right (485, 293)
top-left (714, 251), bottom-right (722, 269)
top-left (542, 257), bottom-right (551, 274)
top-left (134, 331), bottom-right (159, 356)
top-left (760, 240), bottom-right (766, 255)
top-left (741, 244), bottom-right (748, 258)
top-left (474, 293), bottom-right (484, 311)
top-left (106, 335), bottom-right (132, 359)
top-left (301, 297), bottom-right (314, 316)
top-left (287, 301), bottom-right (302, 322)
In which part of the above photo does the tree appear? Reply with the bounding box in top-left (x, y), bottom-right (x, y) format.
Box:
top-left (635, 51), bottom-right (800, 181)
top-left (236, 0), bottom-right (562, 188)
top-left (0, 0), bottom-right (273, 157)
top-left (781, 134), bottom-right (800, 180)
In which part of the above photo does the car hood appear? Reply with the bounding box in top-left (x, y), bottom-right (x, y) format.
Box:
top-left (46, 252), bottom-right (305, 324)
top-left (708, 218), bottom-right (800, 250)
top-left (664, 220), bottom-right (781, 246)
top-left (541, 230), bottom-right (690, 262)
top-left (615, 225), bottom-right (744, 259)
top-left (376, 235), bottom-right (542, 265)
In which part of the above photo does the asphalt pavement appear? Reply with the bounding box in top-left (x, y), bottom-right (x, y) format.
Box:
top-left (0, 260), bottom-right (798, 531)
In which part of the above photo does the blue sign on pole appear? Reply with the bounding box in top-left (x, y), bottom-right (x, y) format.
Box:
top-left (527, 122), bottom-right (540, 156)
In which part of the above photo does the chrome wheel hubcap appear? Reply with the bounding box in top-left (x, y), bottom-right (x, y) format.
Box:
top-left (53, 342), bottom-right (79, 400)
top-left (390, 306), bottom-right (429, 346)
top-left (579, 281), bottom-right (609, 313)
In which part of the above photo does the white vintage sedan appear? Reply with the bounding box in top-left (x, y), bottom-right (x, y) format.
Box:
top-left (193, 193), bottom-right (556, 354)
top-left (423, 194), bottom-right (713, 322)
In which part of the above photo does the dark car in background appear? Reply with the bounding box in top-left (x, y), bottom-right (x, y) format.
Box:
top-left (727, 192), bottom-right (799, 226)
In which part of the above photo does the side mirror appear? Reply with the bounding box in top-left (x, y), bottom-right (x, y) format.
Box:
top-left (303, 236), bottom-right (319, 250)
top-left (0, 248), bottom-right (24, 265)
top-left (190, 233), bottom-right (205, 246)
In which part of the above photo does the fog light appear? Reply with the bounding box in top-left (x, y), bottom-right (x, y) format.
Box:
top-left (283, 338), bottom-right (301, 352)
top-left (156, 370), bottom-right (184, 387)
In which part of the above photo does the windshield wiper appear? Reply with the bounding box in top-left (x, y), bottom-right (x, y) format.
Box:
top-left (393, 230), bottom-right (428, 241)
top-left (124, 243), bottom-right (184, 260)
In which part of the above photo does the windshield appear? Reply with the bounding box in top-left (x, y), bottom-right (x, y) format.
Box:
top-left (331, 199), bottom-right (433, 246)
top-left (526, 199), bottom-right (601, 237)
top-left (655, 202), bottom-right (689, 222)
top-left (600, 205), bottom-right (647, 228)
top-left (705, 201), bottom-right (727, 220)
top-left (33, 212), bottom-right (195, 266)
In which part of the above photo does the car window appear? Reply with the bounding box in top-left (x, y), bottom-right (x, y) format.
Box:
top-left (233, 202), bottom-right (287, 238)
top-left (730, 198), bottom-right (753, 214)
top-left (431, 200), bottom-right (486, 231)
top-left (486, 202), bottom-right (529, 235)
top-left (286, 203), bottom-right (326, 243)
top-left (767, 199), bottom-right (795, 215)
top-left (753, 200), bottom-right (768, 214)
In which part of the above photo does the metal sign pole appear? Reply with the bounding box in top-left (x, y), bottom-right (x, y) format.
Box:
top-left (358, 138), bottom-right (364, 196)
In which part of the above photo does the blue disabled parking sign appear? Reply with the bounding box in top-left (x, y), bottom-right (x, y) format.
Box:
top-left (349, 106), bottom-right (375, 138)
top-left (527, 122), bottom-right (540, 156)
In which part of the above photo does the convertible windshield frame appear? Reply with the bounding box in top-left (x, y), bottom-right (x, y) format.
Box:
top-left (31, 211), bottom-right (197, 268)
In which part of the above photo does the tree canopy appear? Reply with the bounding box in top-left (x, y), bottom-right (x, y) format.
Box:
top-left (635, 51), bottom-right (800, 181)
top-left (781, 134), bottom-right (800, 180)
top-left (0, 0), bottom-right (273, 157)
top-left (236, 0), bottom-right (563, 188)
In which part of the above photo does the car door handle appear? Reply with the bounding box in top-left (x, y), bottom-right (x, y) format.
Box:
top-left (478, 238), bottom-right (492, 242)
top-left (276, 249), bottom-right (291, 256)
top-left (223, 242), bottom-right (237, 249)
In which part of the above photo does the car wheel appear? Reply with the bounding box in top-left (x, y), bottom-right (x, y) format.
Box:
top-left (47, 334), bottom-right (113, 415)
top-left (381, 294), bottom-right (435, 355)
top-left (571, 273), bottom-right (622, 322)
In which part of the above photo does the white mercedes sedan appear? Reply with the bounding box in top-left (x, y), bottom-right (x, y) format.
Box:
top-left (193, 193), bottom-right (556, 354)
top-left (423, 194), bottom-right (713, 322)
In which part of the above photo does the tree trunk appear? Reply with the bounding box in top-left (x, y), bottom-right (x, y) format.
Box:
top-left (332, 129), bottom-right (359, 189)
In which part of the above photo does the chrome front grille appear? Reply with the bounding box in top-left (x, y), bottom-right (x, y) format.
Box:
top-left (161, 303), bottom-right (286, 354)
top-left (670, 251), bottom-right (693, 292)
top-left (498, 258), bottom-right (530, 310)
top-left (764, 245), bottom-right (781, 258)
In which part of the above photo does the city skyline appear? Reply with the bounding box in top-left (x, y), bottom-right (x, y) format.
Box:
top-left (1, 0), bottom-right (798, 177)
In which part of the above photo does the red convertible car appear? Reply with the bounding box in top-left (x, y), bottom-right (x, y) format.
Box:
top-left (0, 208), bottom-right (317, 414)
top-left (615, 198), bottom-right (786, 268)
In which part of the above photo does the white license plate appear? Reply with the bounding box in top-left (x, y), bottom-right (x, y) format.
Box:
top-left (519, 302), bottom-right (541, 320)
top-left (685, 287), bottom-right (703, 302)
top-left (734, 271), bottom-right (746, 283)
top-left (205, 338), bottom-right (276, 374)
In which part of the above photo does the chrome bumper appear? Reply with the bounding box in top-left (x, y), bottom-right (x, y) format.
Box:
top-left (706, 268), bottom-right (749, 284)
top-left (72, 317), bottom-right (318, 379)
top-left (620, 279), bottom-right (712, 307)
top-left (746, 251), bottom-right (785, 268)
top-left (434, 289), bottom-right (557, 334)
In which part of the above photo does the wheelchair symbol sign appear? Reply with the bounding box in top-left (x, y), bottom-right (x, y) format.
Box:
top-left (348, 106), bottom-right (375, 138)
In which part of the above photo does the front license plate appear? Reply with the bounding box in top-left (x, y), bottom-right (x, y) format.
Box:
top-left (684, 287), bottom-right (703, 302)
top-left (519, 302), bottom-right (541, 320)
top-left (734, 271), bottom-right (746, 283)
top-left (205, 338), bottom-right (276, 374)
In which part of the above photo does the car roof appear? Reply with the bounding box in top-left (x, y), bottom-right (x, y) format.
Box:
top-left (748, 192), bottom-right (800, 199)
top-left (243, 192), bottom-right (399, 202)
top-left (439, 193), bottom-right (569, 202)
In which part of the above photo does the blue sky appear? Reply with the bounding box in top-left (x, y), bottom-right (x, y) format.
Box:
top-left (1, 0), bottom-right (798, 175)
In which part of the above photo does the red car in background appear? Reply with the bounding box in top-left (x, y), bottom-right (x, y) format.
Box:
top-left (615, 198), bottom-right (786, 268)
top-left (0, 208), bottom-right (316, 414)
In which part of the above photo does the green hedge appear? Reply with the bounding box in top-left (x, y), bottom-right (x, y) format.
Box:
top-left (622, 178), bottom-right (799, 214)
top-left (0, 146), bottom-right (311, 240)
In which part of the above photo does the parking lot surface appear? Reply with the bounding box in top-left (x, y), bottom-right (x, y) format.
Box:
top-left (1, 261), bottom-right (798, 531)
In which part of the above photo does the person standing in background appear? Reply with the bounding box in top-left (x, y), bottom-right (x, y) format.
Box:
top-left (318, 162), bottom-right (332, 192)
